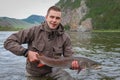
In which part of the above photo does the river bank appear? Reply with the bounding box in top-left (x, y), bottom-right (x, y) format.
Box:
top-left (93, 30), bottom-right (120, 32)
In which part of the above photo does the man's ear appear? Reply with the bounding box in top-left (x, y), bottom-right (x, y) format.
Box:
top-left (45, 15), bottom-right (48, 19)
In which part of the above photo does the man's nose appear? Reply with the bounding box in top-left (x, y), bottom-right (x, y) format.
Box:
top-left (52, 18), bottom-right (57, 22)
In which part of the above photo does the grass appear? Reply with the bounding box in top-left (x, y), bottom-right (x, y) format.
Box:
top-left (93, 29), bottom-right (120, 32)
top-left (0, 26), bottom-right (25, 31)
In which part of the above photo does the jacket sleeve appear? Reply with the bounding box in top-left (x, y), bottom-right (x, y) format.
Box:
top-left (63, 33), bottom-right (74, 57)
top-left (4, 27), bottom-right (35, 56)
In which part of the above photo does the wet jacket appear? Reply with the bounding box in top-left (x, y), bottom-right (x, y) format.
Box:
top-left (4, 21), bottom-right (74, 76)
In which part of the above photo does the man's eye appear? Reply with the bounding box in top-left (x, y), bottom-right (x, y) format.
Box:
top-left (56, 17), bottom-right (60, 20)
top-left (50, 16), bottom-right (54, 18)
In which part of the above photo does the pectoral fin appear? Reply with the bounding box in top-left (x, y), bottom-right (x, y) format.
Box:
top-left (77, 66), bottom-right (82, 74)
top-left (70, 65), bottom-right (82, 74)
top-left (37, 63), bottom-right (45, 67)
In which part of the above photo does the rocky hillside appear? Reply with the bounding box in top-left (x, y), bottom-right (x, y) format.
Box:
top-left (56, 0), bottom-right (120, 31)
top-left (56, 0), bottom-right (91, 31)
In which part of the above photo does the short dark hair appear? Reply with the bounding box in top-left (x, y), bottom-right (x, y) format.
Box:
top-left (47, 6), bottom-right (61, 15)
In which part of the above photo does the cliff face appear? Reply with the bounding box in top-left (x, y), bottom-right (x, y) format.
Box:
top-left (56, 0), bottom-right (90, 31)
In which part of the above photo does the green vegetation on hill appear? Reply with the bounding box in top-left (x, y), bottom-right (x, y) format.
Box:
top-left (85, 0), bottom-right (120, 30)
top-left (56, 0), bottom-right (81, 10)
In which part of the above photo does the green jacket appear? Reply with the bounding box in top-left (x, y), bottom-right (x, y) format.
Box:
top-left (4, 21), bottom-right (74, 76)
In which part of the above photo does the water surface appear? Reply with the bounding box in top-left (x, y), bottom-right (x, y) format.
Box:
top-left (0, 31), bottom-right (120, 80)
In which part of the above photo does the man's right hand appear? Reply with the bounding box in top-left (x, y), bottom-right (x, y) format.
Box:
top-left (27, 50), bottom-right (39, 63)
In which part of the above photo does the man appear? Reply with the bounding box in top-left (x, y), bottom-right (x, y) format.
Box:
top-left (4, 6), bottom-right (79, 80)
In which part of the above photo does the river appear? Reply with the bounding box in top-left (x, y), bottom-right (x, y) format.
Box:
top-left (0, 31), bottom-right (120, 80)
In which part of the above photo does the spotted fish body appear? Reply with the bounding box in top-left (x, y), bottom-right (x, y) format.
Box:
top-left (37, 55), bottom-right (101, 73)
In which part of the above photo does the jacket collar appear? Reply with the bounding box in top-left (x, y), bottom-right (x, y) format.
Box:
top-left (40, 21), bottom-right (64, 35)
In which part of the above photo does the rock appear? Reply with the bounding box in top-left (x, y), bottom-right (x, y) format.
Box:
top-left (78, 18), bottom-right (93, 32)
top-left (61, 0), bottom-right (88, 31)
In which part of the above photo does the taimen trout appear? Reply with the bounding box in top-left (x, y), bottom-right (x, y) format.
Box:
top-left (37, 54), bottom-right (101, 73)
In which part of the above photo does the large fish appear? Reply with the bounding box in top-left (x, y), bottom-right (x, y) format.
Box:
top-left (37, 54), bottom-right (101, 73)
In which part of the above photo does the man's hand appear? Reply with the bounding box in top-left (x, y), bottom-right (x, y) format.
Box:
top-left (27, 50), bottom-right (39, 63)
top-left (71, 60), bottom-right (79, 70)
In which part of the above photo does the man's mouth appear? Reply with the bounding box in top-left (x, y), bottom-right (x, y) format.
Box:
top-left (51, 23), bottom-right (57, 27)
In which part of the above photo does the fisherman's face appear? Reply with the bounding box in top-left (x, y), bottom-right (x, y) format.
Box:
top-left (46, 10), bottom-right (61, 29)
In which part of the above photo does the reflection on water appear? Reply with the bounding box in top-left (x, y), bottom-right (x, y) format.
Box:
top-left (69, 32), bottom-right (120, 80)
top-left (90, 32), bottom-right (120, 53)
top-left (0, 31), bottom-right (120, 80)
top-left (69, 32), bottom-right (92, 48)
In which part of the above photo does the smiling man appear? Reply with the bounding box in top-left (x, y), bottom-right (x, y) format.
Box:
top-left (46, 7), bottom-right (61, 29)
top-left (4, 6), bottom-right (79, 80)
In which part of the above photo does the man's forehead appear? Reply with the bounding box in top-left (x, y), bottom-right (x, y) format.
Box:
top-left (48, 10), bottom-right (61, 16)
top-left (49, 10), bottom-right (61, 13)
